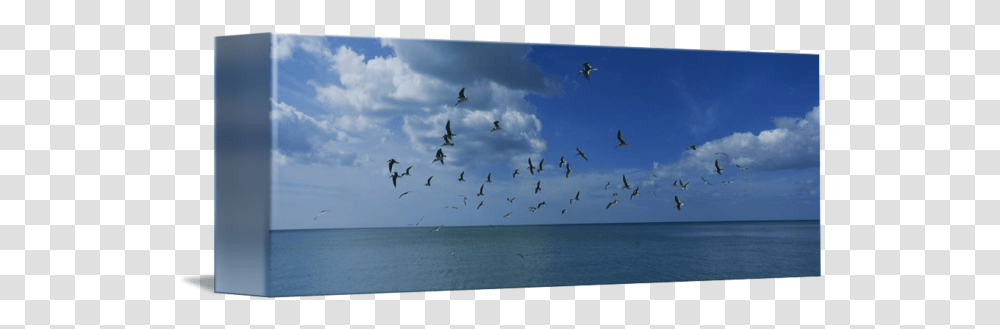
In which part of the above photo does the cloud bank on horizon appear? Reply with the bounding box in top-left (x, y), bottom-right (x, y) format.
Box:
top-left (266, 35), bottom-right (820, 229)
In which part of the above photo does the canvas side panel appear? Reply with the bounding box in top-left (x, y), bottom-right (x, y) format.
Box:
top-left (214, 33), bottom-right (272, 297)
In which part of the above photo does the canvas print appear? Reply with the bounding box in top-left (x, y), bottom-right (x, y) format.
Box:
top-left (215, 33), bottom-right (820, 297)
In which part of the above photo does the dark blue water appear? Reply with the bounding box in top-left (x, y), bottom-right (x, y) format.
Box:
top-left (268, 220), bottom-right (820, 296)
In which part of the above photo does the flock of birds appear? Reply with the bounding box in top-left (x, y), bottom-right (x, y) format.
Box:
top-left (315, 62), bottom-right (754, 232)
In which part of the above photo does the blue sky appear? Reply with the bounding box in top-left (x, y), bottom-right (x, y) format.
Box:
top-left (268, 34), bottom-right (820, 230)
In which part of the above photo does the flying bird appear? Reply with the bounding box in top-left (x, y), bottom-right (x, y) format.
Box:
top-left (701, 176), bottom-right (712, 185)
top-left (460, 195), bottom-right (468, 206)
top-left (387, 158), bottom-right (399, 172)
top-left (458, 171), bottom-right (465, 181)
top-left (630, 187), bottom-right (639, 200)
top-left (622, 175), bottom-right (631, 189)
top-left (575, 147), bottom-right (589, 161)
top-left (444, 120), bottom-right (457, 139)
top-left (507, 197), bottom-right (515, 204)
top-left (430, 224), bottom-right (443, 233)
top-left (538, 159), bottom-right (545, 172)
top-left (490, 120), bottom-right (502, 133)
top-left (455, 88), bottom-right (469, 106)
top-left (412, 216), bottom-right (424, 226)
top-left (722, 180), bottom-right (734, 185)
top-left (503, 212), bottom-right (512, 218)
top-left (564, 163), bottom-right (571, 178)
top-left (527, 158), bottom-right (536, 175)
top-left (672, 180), bottom-right (678, 187)
top-left (714, 159), bottom-right (723, 175)
top-left (688, 145), bottom-right (697, 150)
top-left (534, 181), bottom-right (542, 194)
top-left (516, 253), bottom-right (525, 258)
top-left (561, 209), bottom-right (567, 214)
top-left (612, 192), bottom-right (619, 197)
top-left (445, 205), bottom-right (459, 210)
top-left (605, 181), bottom-right (611, 190)
top-left (403, 166), bottom-right (413, 176)
top-left (735, 164), bottom-right (748, 171)
top-left (477, 184), bottom-right (485, 197)
top-left (528, 206), bottom-right (537, 213)
top-left (513, 169), bottom-right (520, 178)
top-left (615, 130), bottom-right (629, 148)
top-left (312, 210), bottom-right (332, 221)
top-left (477, 201), bottom-right (484, 210)
top-left (398, 191), bottom-right (410, 198)
top-left (680, 180), bottom-right (690, 190)
top-left (432, 148), bottom-right (446, 165)
top-left (558, 156), bottom-right (565, 168)
top-left (487, 173), bottom-right (492, 183)
top-left (715, 152), bottom-right (729, 157)
top-left (391, 172), bottom-right (401, 187)
top-left (425, 176), bottom-right (433, 186)
top-left (578, 62), bottom-right (597, 81)
top-left (537, 201), bottom-right (546, 209)
top-left (570, 191), bottom-right (580, 204)
top-left (674, 195), bottom-right (683, 211)
top-left (442, 135), bottom-right (454, 146)
top-left (606, 200), bottom-right (618, 209)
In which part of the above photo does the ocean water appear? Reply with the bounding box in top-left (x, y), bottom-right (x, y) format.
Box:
top-left (268, 220), bottom-right (820, 296)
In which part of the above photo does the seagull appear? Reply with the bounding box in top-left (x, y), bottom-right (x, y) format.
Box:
top-left (477, 184), bottom-right (485, 197)
top-left (558, 156), bottom-right (565, 168)
top-left (513, 169), bottom-right (520, 178)
top-left (445, 205), bottom-right (459, 210)
top-left (490, 120), bottom-right (502, 133)
top-left (615, 130), bottom-right (629, 148)
top-left (445, 119), bottom-right (457, 139)
top-left (561, 209), bottom-right (567, 214)
top-left (564, 163), bottom-right (571, 178)
top-left (387, 158), bottom-right (399, 172)
top-left (714, 159), bottom-right (723, 175)
top-left (575, 147), bottom-right (589, 161)
top-left (672, 180), bottom-right (678, 187)
top-left (612, 192), bottom-right (619, 197)
top-left (570, 191), bottom-right (580, 204)
top-left (701, 176), bottom-right (712, 185)
top-left (735, 164), bottom-right (748, 171)
top-left (688, 145), bottom-right (697, 150)
top-left (622, 175), bottom-right (631, 190)
top-left (413, 216), bottom-right (424, 226)
top-left (398, 191), bottom-right (410, 198)
top-left (507, 197), bottom-right (515, 204)
top-left (722, 180), bottom-right (734, 185)
top-left (391, 171), bottom-right (401, 187)
top-left (528, 206), bottom-right (537, 213)
top-left (680, 180), bottom-right (690, 190)
top-left (674, 195), bottom-right (683, 211)
top-left (312, 210), bottom-right (332, 220)
top-left (630, 187), bottom-right (639, 200)
top-left (460, 195), bottom-right (468, 206)
top-left (477, 201), bottom-right (484, 210)
top-left (455, 88), bottom-right (469, 106)
top-left (430, 224), bottom-right (443, 233)
top-left (432, 148), bottom-right (446, 165)
top-left (425, 176), bottom-right (433, 186)
top-left (517, 253), bottom-right (525, 258)
top-left (534, 181), bottom-right (542, 194)
top-left (605, 181), bottom-right (611, 190)
top-left (403, 166), bottom-right (413, 176)
top-left (538, 159), bottom-right (545, 172)
top-left (487, 173), bottom-right (492, 183)
top-left (715, 152), bottom-right (729, 157)
top-left (503, 212), bottom-right (512, 218)
top-left (578, 62), bottom-right (597, 81)
top-left (442, 135), bottom-right (454, 146)
top-left (537, 201), bottom-right (546, 209)
top-left (606, 200), bottom-right (618, 209)
top-left (528, 158), bottom-right (536, 175)
top-left (458, 171), bottom-right (465, 182)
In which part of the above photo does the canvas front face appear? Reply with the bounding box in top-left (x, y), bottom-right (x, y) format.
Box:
top-left (257, 34), bottom-right (818, 296)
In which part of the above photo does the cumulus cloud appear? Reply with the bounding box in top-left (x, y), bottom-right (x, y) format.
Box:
top-left (652, 107), bottom-right (820, 179)
top-left (382, 38), bottom-right (562, 94)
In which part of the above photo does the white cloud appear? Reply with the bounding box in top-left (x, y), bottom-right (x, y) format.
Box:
top-left (652, 106), bottom-right (820, 179)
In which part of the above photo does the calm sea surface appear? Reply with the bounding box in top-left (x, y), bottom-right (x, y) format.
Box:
top-left (268, 220), bottom-right (820, 296)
